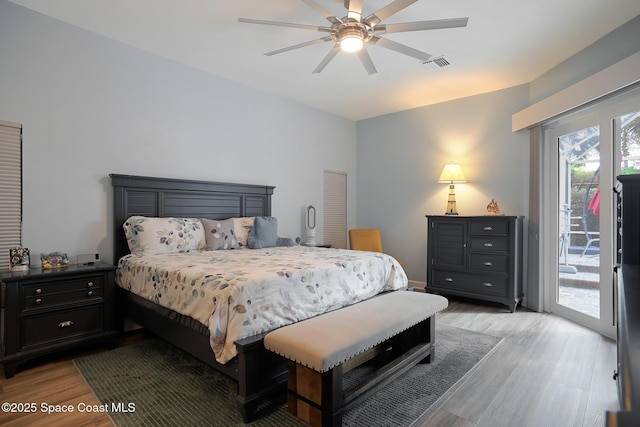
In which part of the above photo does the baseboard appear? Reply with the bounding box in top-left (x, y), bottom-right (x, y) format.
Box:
top-left (409, 280), bottom-right (426, 291)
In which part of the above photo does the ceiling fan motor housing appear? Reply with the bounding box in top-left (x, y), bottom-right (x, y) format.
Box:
top-left (334, 21), bottom-right (373, 51)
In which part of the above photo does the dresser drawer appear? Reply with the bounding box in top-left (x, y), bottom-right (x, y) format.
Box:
top-left (470, 254), bottom-right (509, 273)
top-left (470, 237), bottom-right (509, 252)
top-left (469, 221), bottom-right (509, 236)
top-left (431, 270), bottom-right (508, 296)
top-left (21, 305), bottom-right (104, 349)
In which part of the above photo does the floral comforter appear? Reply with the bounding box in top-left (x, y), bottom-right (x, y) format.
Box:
top-left (115, 246), bottom-right (408, 364)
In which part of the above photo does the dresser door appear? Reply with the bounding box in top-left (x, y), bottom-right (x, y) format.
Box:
top-left (430, 219), bottom-right (467, 270)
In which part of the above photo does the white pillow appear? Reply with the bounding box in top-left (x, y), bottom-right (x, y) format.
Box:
top-left (123, 216), bottom-right (206, 256)
top-left (232, 217), bottom-right (254, 248)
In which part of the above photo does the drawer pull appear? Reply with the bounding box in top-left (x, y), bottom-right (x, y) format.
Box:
top-left (58, 320), bottom-right (74, 328)
top-left (35, 288), bottom-right (42, 295)
top-left (483, 282), bottom-right (493, 287)
top-left (484, 242), bottom-right (494, 247)
top-left (87, 281), bottom-right (94, 287)
top-left (483, 226), bottom-right (493, 231)
top-left (35, 298), bottom-right (42, 305)
top-left (445, 277), bottom-right (454, 282)
top-left (483, 261), bottom-right (493, 266)
top-left (87, 290), bottom-right (94, 297)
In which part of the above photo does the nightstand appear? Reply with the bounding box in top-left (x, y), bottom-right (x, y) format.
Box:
top-left (0, 262), bottom-right (118, 378)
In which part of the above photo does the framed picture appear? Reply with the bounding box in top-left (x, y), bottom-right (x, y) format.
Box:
top-left (41, 252), bottom-right (70, 269)
top-left (9, 247), bottom-right (30, 271)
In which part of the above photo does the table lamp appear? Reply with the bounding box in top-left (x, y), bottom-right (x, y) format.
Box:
top-left (438, 162), bottom-right (467, 215)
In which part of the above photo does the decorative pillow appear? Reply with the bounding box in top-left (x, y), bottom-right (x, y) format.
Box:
top-left (123, 216), bottom-right (206, 256)
top-left (232, 217), bottom-right (254, 248)
top-left (201, 218), bottom-right (239, 250)
top-left (248, 216), bottom-right (295, 249)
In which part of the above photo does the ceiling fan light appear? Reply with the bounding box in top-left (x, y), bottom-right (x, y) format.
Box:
top-left (340, 35), bottom-right (364, 52)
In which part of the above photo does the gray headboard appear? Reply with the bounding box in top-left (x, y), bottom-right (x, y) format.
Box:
top-left (110, 174), bottom-right (274, 262)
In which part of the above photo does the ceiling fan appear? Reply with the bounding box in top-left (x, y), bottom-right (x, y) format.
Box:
top-left (238, 0), bottom-right (468, 75)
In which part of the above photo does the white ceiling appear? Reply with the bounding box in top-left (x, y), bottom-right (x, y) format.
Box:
top-left (9, 0), bottom-right (640, 120)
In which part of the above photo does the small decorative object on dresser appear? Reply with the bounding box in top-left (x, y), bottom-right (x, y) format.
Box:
top-left (485, 198), bottom-right (503, 215)
top-left (0, 262), bottom-right (118, 378)
top-left (9, 247), bottom-right (30, 271)
top-left (40, 251), bottom-right (70, 269)
top-left (426, 215), bottom-right (524, 312)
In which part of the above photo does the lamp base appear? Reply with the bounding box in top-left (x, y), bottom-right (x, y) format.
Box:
top-left (444, 184), bottom-right (459, 215)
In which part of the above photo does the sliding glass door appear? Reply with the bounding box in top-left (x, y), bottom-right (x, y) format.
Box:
top-left (542, 86), bottom-right (640, 336)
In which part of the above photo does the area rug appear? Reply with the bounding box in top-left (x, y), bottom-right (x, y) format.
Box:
top-left (74, 324), bottom-right (501, 427)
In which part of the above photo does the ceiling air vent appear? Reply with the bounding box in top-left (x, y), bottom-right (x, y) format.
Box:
top-left (423, 56), bottom-right (450, 69)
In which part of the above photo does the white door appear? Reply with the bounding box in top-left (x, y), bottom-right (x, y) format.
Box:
top-left (542, 86), bottom-right (640, 337)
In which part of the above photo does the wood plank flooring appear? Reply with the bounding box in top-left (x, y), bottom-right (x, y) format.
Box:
top-left (0, 299), bottom-right (619, 426)
top-left (416, 299), bottom-right (619, 427)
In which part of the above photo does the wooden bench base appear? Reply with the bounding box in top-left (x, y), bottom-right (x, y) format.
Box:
top-left (286, 316), bottom-right (435, 427)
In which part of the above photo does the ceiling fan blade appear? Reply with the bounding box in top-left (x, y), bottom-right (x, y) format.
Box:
top-left (357, 47), bottom-right (377, 75)
top-left (238, 18), bottom-right (331, 32)
top-left (301, 0), bottom-right (343, 25)
top-left (369, 36), bottom-right (432, 62)
top-left (345, 0), bottom-right (364, 22)
top-left (265, 36), bottom-right (333, 56)
top-left (313, 44), bottom-right (341, 73)
top-left (379, 17), bottom-right (469, 34)
top-left (365, 0), bottom-right (418, 26)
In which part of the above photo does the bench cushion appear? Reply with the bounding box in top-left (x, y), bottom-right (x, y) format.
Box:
top-left (264, 291), bottom-right (448, 372)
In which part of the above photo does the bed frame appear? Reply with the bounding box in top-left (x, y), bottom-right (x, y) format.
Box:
top-left (111, 174), bottom-right (287, 422)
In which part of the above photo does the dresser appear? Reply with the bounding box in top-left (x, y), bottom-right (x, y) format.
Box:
top-left (0, 262), bottom-right (118, 378)
top-left (606, 174), bottom-right (640, 426)
top-left (426, 215), bottom-right (524, 312)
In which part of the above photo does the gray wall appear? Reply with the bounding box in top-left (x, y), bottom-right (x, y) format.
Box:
top-left (355, 86), bottom-right (531, 283)
top-left (0, 1), bottom-right (357, 264)
top-left (530, 15), bottom-right (640, 104)
top-left (354, 13), bottom-right (640, 288)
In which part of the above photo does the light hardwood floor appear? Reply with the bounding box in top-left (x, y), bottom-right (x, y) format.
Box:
top-left (0, 299), bottom-right (618, 427)
top-left (417, 299), bottom-right (619, 427)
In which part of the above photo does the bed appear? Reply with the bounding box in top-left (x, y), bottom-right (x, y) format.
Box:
top-left (110, 174), bottom-right (408, 421)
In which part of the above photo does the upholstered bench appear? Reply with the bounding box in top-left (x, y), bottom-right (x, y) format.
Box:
top-left (264, 291), bottom-right (449, 427)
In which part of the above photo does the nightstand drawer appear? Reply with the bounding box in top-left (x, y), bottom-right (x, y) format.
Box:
top-left (23, 275), bottom-right (102, 297)
top-left (431, 270), bottom-right (508, 296)
top-left (469, 221), bottom-right (509, 236)
top-left (21, 305), bottom-right (104, 349)
top-left (23, 287), bottom-right (103, 309)
top-left (470, 254), bottom-right (509, 273)
top-left (470, 237), bottom-right (509, 252)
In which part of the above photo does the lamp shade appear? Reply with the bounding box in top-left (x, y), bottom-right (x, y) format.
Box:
top-left (438, 162), bottom-right (467, 183)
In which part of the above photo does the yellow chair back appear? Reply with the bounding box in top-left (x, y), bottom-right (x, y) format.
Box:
top-left (349, 229), bottom-right (383, 252)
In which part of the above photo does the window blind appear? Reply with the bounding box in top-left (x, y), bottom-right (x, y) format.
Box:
top-left (323, 170), bottom-right (347, 249)
top-left (0, 120), bottom-right (22, 270)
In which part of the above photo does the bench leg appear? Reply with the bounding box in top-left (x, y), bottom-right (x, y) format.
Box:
top-left (419, 315), bottom-right (436, 364)
top-left (287, 362), bottom-right (344, 427)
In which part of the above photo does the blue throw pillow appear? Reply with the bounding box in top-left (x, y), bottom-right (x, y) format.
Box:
top-left (248, 216), bottom-right (295, 249)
